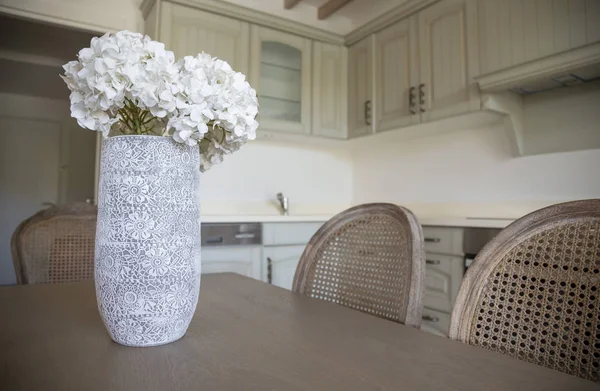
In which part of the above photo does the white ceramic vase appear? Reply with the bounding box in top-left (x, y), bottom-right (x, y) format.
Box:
top-left (94, 135), bottom-right (201, 347)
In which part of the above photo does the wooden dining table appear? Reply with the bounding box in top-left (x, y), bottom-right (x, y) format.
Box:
top-left (0, 273), bottom-right (597, 390)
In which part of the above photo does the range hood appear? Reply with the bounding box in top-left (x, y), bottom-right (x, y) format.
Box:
top-left (475, 42), bottom-right (600, 94)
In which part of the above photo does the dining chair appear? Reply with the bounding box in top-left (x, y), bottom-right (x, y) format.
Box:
top-left (293, 203), bottom-right (425, 327)
top-left (449, 199), bottom-right (600, 381)
top-left (11, 202), bottom-right (97, 284)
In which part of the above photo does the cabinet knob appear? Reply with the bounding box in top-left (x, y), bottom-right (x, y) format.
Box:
top-left (419, 83), bottom-right (426, 112)
top-left (267, 257), bottom-right (273, 284)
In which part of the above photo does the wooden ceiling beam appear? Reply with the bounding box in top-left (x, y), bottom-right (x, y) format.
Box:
top-left (284, 0), bottom-right (303, 10)
top-left (318, 0), bottom-right (354, 20)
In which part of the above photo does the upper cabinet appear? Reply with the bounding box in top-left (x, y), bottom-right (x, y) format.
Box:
top-left (157, 3), bottom-right (249, 74)
top-left (478, 0), bottom-right (600, 75)
top-left (476, 0), bottom-right (600, 91)
top-left (348, 36), bottom-right (374, 138)
top-left (374, 17), bottom-right (420, 131)
top-left (356, 0), bottom-right (480, 134)
top-left (312, 42), bottom-right (348, 139)
top-left (250, 26), bottom-right (312, 135)
top-left (417, 0), bottom-right (480, 121)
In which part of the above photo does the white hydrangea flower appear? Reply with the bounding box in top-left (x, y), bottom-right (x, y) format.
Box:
top-left (62, 31), bottom-right (258, 172)
top-left (166, 53), bottom-right (258, 172)
top-left (61, 31), bottom-right (180, 137)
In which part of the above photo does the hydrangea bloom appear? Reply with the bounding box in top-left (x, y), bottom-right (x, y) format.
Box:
top-left (61, 31), bottom-right (258, 172)
top-left (166, 53), bottom-right (258, 171)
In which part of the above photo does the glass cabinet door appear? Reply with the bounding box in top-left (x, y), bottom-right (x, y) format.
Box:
top-left (250, 26), bottom-right (312, 135)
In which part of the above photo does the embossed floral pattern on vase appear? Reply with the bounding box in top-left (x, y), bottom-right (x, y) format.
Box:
top-left (95, 135), bottom-right (201, 347)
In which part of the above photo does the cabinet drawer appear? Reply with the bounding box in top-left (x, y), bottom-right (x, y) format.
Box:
top-left (201, 246), bottom-right (262, 280)
top-left (421, 308), bottom-right (451, 337)
top-left (263, 222), bottom-right (323, 246)
top-left (423, 254), bottom-right (464, 313)
top-left (422, 226), bottom-right (464, 255)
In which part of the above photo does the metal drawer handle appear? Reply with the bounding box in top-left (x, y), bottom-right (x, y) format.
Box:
top-left (409, 86), bottom-right (417, 114)
top-left (364, 100), bottom-right (372, 126)
top-left (426, 259), bottom-right (440, 265)
top-left (267, 257), bottom-right (273, 284)
top-left (424, 237), bottom-right (441, 243)
top-left (419, 83), bottom-right (426, 112)
top-left (205, 237), bottom-right (224, 244)
top-left (422, 315), bottom-right (439, 322)
top-left (235, 233), bottom-right (255, 239)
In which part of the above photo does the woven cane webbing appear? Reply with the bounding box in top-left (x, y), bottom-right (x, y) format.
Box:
top-left (11, 203), bottom-right (97, 284)
top-left (293, 204), bottom-right (425, 327)
top-left (451, 200), bottom-right (600, 381)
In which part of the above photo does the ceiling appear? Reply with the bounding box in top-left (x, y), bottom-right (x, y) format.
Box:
top-left (219, 0), bottom-right (408, 35)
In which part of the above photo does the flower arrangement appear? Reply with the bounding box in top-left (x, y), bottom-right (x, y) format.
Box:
top-left (61, 30), bottom-right (258, 171)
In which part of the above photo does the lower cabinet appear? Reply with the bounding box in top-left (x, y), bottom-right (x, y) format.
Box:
top-left (263, 245), bottom-right (305, 290)
top-left (421, 226), bottom-right (465, 337)
top-left (420, 307), bottom-right (451, 338)
top-left (201, 246), bottom-right (262, 280)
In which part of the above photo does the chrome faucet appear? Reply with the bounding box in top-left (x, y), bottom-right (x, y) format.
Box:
top-left (276, 193), bottom-right (289, 216)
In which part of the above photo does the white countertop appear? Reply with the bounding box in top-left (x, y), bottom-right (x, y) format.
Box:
top-left (201, 214), bottom-right (514, 228)
top-left (418, 217), bottom-right (514, 229)
top-left (202, 215), bottom-right (333, 223)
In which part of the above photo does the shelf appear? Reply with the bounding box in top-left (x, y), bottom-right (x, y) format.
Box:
top-left (259, 95), bottom-right (301, 104)
top-left (260, 61), bottom-right (300, 72)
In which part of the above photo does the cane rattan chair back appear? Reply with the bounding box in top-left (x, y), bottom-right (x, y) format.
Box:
top-left (450, 199), bottom-right (600, 381)
top-left (11, 202), bottom-right (97, 284)
top-left (293, 203), bottom-right (425, 327)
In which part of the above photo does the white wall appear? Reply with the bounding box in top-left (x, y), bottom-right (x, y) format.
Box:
top-left (352, 83), bottom-right (600, 217)
top-left (200, 141), bottom-right (353, 215)
top-left (353, 123), bottom-right (600, 205)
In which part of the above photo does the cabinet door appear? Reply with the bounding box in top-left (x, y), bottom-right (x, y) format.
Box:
top-left (421, 307), bottom-right (451, 337)
top-left (312, 42), bottom-right (348, 139)
top-left (201, 246), bottom-right (262, 280)
top-left (250, 26), bottom-right (312, 135)
top-left (263, 245), bottom-right (305, 290)
top-left (477, 0), bottom-right (597, 76)
top-left (418, 0), bottom-right (479, 122)
top-left (374, 17), bottom-right (420, 132)
top-left (159, 3), bottom-right (250, 75)
top-left (423, 254), bottom-right (464, 313)
top-left (347, 36), bottom-right (374, 138)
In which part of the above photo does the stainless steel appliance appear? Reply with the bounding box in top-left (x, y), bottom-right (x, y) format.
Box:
top-left (201, 223), bottom-right (262, 247)
top-left (462, 227), bottom-right (502, 270)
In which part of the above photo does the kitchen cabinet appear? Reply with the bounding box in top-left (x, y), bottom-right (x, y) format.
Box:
top-left (347, 36), bottom-right (374, 138)
top-left (263, 245), bottom-right (305, 290)
top-left (477, 0), bottom-right (600, 76)
top-left (351, 0), bottom-right (480, 135)
top-left (374, 17), bottom-right (420, 131)
top-left (262, 222), bottom-right (323, 290)
top-left (250, 26), bottom-right (312, 135)
top-left (421, 226), bottom-right (465, 337)
top-left (312, 42), bottom-right (348, 139)
top-left (201, 246), bottom-right (262, 280)
top-left (423, 254), bottom-right (464, 313)
top-left (417, 0), bottom-right (480, 121)
top-left (157, 2), bottom-right (250, 75)
top-left (421, 307), bottom-right (452, 337)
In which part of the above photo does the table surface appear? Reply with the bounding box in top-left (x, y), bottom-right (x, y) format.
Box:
top-left (0, 274), bottom-right (597, 391)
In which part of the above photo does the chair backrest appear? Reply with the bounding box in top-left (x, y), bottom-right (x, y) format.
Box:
top-left (449, 199), bottom-right (600, 381)
top-left (11, 203), bottom-right (97, 284)
top-left (293, 203), bottom-right (425, 327)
